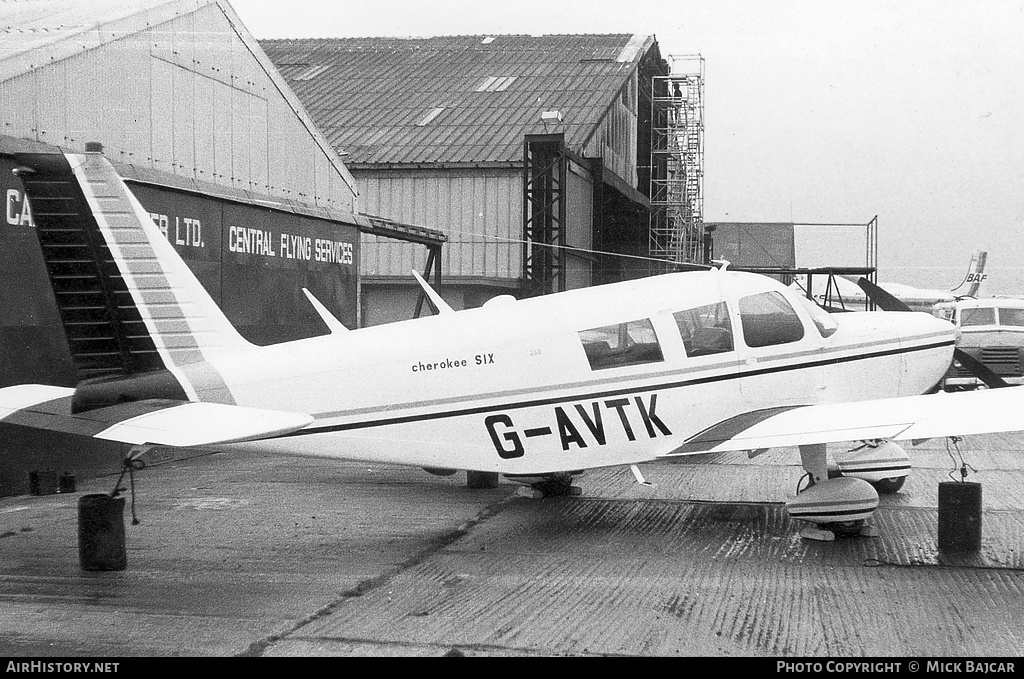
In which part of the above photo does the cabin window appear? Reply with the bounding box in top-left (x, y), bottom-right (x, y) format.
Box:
top-left (673, 301), bottom-right (734, 357)
top-left (961, 307), bottom-right (996, 327)
top-left (738, 291), bottom-right (805, 348)
top-left (999, 308), bottom-right (1024, 327)
top-left (578, 318), bottom-right (664, 370)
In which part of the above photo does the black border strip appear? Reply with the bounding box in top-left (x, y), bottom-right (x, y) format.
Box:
top-left (838, 465), bottom-right (911, 473)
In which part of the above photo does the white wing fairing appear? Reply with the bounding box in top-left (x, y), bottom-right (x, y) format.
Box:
top-left (96, 403), bottom-right (313, 446)
top-left (663, 387), bottom-right (1024, 457)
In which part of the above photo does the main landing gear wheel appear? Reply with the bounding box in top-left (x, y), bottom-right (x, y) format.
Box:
top-left (833, 440), bottom-right (911, 495)
top-left (466, 471), bottom-right (499, 489)
top-left (507, 473), bottom-right (583, 499)
top-left (870, 476), bottom-right (906, 494)
top-left (798, 521), bottom-right (880, 542)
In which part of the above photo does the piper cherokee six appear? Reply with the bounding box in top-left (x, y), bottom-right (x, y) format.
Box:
top-left (3, 148), bottom-right (1024, 541)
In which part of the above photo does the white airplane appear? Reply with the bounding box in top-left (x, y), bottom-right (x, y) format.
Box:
top-left (800, 250), bottom-right (988, 313)
top-left (3, 149), bottom-right (1024, 541)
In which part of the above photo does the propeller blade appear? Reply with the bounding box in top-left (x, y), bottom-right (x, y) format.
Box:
top-left (857, 278), bottom-right (1011, 389)
top-left (953, 348), bottom-right (1011, 389)
top-left (856, 277), bottom-right (913, 312)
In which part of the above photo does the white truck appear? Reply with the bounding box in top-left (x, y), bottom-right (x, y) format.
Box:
top-left (934, 297), bottom-right (1024, 390)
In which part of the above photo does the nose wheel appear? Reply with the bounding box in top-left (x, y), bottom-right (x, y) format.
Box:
top-left (833, 440), bottom-right (910, 494)
top-left (798, 519), bottom-right (880, 542)
top-left (869, 475), bottom-right (906, 494)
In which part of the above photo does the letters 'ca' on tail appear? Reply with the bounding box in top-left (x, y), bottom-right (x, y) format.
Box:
top-left (952, 250), bottom-right (988, 298)
top-left (14, 146), bottom-right (251, 406)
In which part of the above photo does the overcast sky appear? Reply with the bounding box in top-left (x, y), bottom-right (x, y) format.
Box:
top-left (230, 0), bottom-right (1024, 294)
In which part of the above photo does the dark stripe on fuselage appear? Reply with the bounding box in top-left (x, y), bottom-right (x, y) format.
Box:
top-left (838, 465), bottom-right (911, 473)
top-left (787, 507), bottom-right (875, 518)
top-left (282, 339), bottom-right (954, 438)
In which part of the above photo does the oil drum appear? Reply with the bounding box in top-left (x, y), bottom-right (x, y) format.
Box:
top-left (938, 481), bottom-right (982, 552)
top-left (78, 494), bottom-right (127, 571)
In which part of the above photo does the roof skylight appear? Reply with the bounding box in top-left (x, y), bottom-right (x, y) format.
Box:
top-left (292, 64), bottom-right (330, 81)
top-left (416, 107), bottom-right (446, 126)
top-left (475, 76), bottom-right (516, 92)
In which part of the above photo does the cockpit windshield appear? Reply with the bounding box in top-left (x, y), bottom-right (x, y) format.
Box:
top-left (998, 308), bottom-right (1024, 327)
top-left (960, 306), bottom-right (1024, 327)
top-left (960, 307), bottom-right (996, 327)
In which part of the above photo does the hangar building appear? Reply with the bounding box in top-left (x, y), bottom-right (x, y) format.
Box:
top-left (261, 35), bottom-right (701, 325)
top-left (0, 0), bottom-right (442, 390)
top-left (0, 0), bottom-right (441, 496)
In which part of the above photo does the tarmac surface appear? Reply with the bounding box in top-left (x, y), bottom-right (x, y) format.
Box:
top-left (1, 433), bottom-right (1023, 657)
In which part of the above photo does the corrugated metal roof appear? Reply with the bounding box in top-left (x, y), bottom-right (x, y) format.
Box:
top-left (0, 0), bottom-right (210, 82)
top-left (260, 34), bottom-right (657, 166)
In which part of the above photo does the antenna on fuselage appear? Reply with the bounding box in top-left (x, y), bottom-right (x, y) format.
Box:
top-left (411, 270), bottom-right (455, 314)
top-left (630, 464), bottom-right (654, 487)
top-left (302, 288), bottom-right (349, 333)
top-left (710, 259), bottom-right (731, 270)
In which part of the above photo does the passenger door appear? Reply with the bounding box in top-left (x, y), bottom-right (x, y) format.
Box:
top-left (735, 290), bottom-right (826, 406)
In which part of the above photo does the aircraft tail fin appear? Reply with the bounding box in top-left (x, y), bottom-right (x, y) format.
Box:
top-left (14, 146), bottom-right (252, 407)
top-left (951, 250), bottom-right (988, 298)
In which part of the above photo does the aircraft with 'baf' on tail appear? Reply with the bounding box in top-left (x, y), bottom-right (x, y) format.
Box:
top-left (799, 250), bottom-right (988, 314)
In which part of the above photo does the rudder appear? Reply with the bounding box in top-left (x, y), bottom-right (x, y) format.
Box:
top-left (952, 250), bottom-right (988, 298)
top-left (14, 144), bottom-right (250, 409)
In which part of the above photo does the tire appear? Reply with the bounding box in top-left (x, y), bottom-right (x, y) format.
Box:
top-left (871, 476), bottom-right (906, 494)
top-left (466, 471), bottom-right (499, 489)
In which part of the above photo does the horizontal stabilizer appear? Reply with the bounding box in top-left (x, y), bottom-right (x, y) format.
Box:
top-left (0, 384), bottom-right (312, 447)
top-left (663, 387), bottom-right (1024, 456)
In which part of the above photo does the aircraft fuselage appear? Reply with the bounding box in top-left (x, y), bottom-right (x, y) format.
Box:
top-left (219, 270), bottom-right (956, 475)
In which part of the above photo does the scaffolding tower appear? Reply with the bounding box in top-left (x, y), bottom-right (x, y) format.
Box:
top-left (649, 55), bottom-right (705, 265)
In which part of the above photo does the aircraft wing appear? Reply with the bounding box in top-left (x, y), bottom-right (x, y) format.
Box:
top-left (663, 387), bottom-right (1024, 456)
top-left (0, 384), bottom-right (313, 447)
